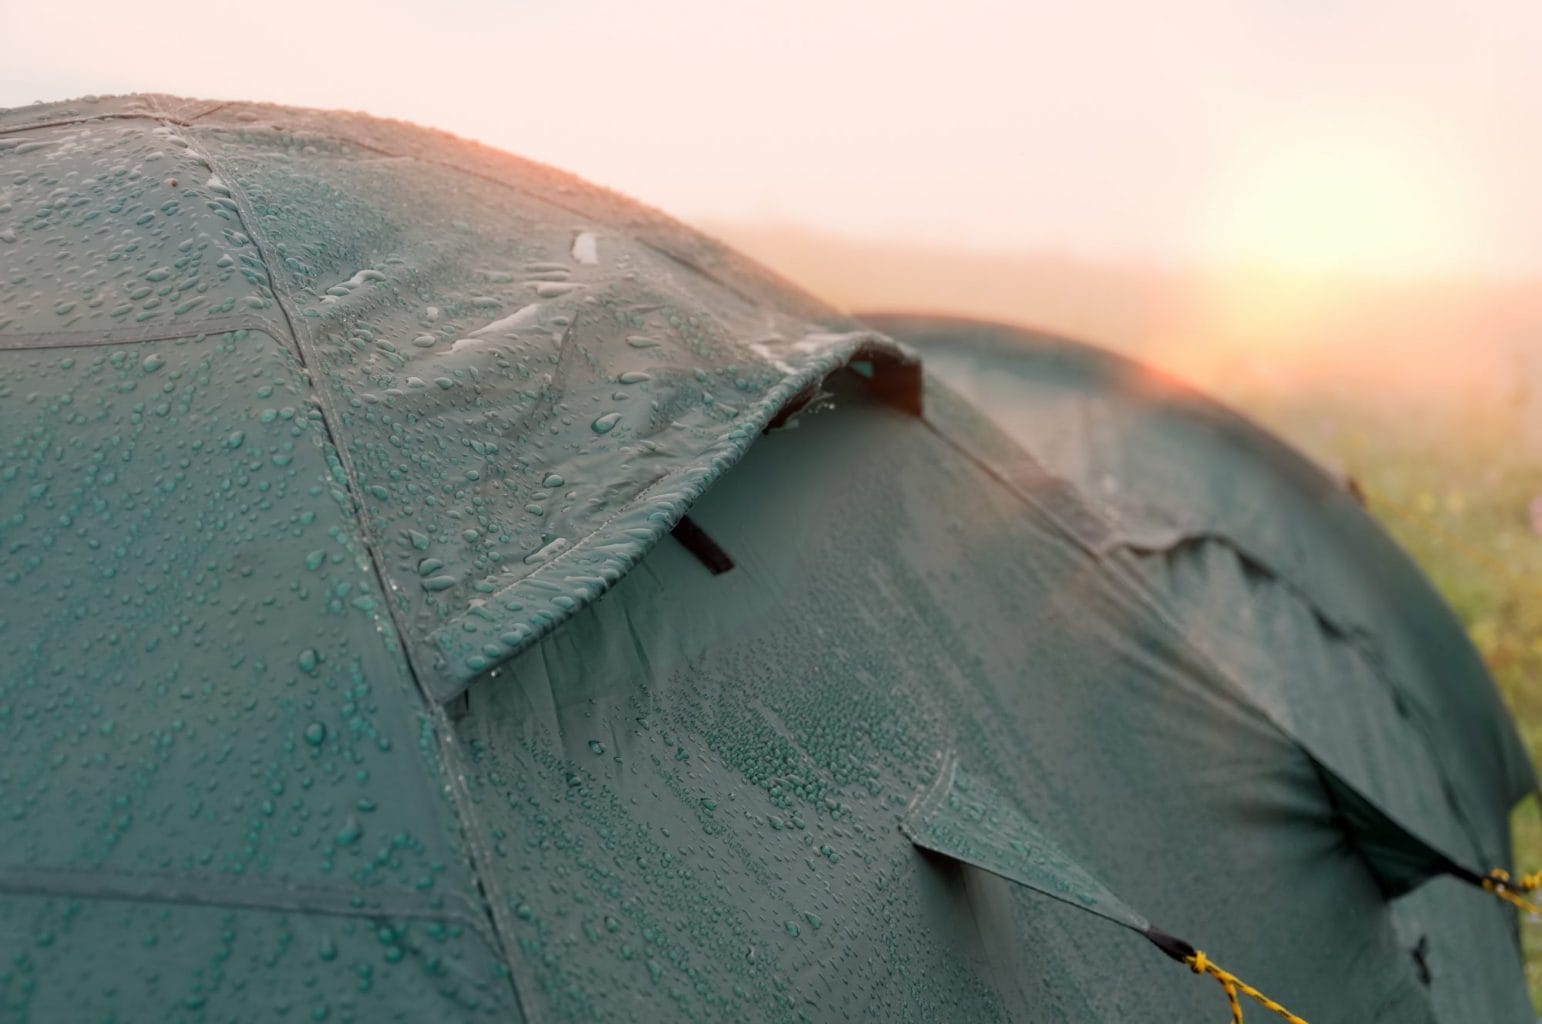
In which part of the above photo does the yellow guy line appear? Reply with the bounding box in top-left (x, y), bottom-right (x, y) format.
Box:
top-left (1482, 868), bottom-right (1542, 916)
top-left (1184, 950), bottom-right (1309, 1024)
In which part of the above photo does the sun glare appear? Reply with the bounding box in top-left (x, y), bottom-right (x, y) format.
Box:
top-left (1200, 119), bottom-right (1477, 279)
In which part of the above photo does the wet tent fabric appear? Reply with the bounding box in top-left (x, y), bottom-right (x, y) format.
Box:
top-left (0, 94), bottom-right (918, 702)
top-left (450, 373), bottom-right (1436, 1021)
top-left (0, 93), bottom-right (1534, 1023)
top-left (0, 329), bottom-right (518, 1020)
top-left (861, 315), bottom-right (1534, 831)
top-left (865, 314), bottom-right (1539, 1022)
top-left (0, 93), bottom-right (900, 1020)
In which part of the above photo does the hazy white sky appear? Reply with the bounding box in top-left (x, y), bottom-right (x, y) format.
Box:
top-left (5, 0), bottom-right (1540, 276)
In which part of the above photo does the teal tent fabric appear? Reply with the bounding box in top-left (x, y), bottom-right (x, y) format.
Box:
top-left (0, 331), bottom-right (518, 1020)
top-left (866, 313), bottom-right (1539, 1022)
top-left (0, 93), bottom-right (918, 704)
top-left (448, 375), bottom-right (1439, 1021)
top-left (1, 96), bottom-right (1535, 1022)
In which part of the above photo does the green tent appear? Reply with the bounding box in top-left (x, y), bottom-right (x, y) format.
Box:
top-left (0, 95), bottom-right (1534, 1023)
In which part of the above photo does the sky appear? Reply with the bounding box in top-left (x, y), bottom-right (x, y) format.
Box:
top-left (3, 0), bottom-right (1541, 278)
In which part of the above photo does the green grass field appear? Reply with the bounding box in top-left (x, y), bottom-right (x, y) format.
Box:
top-left (1241, 387), bottom-right (1542, 1008)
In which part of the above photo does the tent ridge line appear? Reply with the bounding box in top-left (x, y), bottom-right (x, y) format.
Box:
top-left (918, 412), bottom-right (1109, 565)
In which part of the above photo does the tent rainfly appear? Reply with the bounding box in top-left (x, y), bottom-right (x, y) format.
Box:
top-left (0, 95), bottom-right (1536, 1024)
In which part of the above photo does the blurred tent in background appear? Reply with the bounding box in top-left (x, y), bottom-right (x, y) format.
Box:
top-left (0, 96), bottom-right (1535, 1023)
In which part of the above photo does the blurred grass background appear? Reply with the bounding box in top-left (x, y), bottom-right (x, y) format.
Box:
top-left (707, 221), bottom-right (1542, 1007)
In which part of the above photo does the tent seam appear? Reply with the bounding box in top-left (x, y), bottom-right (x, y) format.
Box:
top-left (0, 863), bottom-right (497, 945)
top-left (162, 109), bottom-right (531, 1021)
top-left (0, 315), bottom-right (290, 352)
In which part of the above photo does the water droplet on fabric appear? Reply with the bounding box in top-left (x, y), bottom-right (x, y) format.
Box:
top-left (571, 231), bottom-right (599, 265)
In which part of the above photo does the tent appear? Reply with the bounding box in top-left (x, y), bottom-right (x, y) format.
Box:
top-left (0, 95), bottom-right (1534, 1023)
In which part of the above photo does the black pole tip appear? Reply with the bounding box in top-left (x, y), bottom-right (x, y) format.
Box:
top-left (1144, 926), bottom-right (1197, 964)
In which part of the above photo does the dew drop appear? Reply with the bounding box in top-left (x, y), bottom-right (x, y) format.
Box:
top-left (524, 538), bottom-right (569, 565)
top-left (335, 817), bottom-right (363, 847)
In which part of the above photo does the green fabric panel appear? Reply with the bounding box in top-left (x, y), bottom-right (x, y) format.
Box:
top-left (881, 320), bottom-right (1535, 1022)
top-left (449, 378), bottom-right (1435, 1022)
top-left (1134, 534), bottom-right (1533, 1022)
top-left (1392, 878), bottom-right (1536, 1024)
top-left (1314, 752), bottom-right (1528, 1021)
top-left (0, 330), bottom-right (513, 1009)
top-left (901, 752), bottom-right (1149, 933)
top-left (0, 119), bottom-right (282, 342)
top-left (0, 893), bottom-right (517, 1023)
top-left (874, 316), bottom-right (1533, 864)
top-left (1133, 539), bottom-right (1480, 873)
top-left (132, 103), bottom-right (918, 699)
